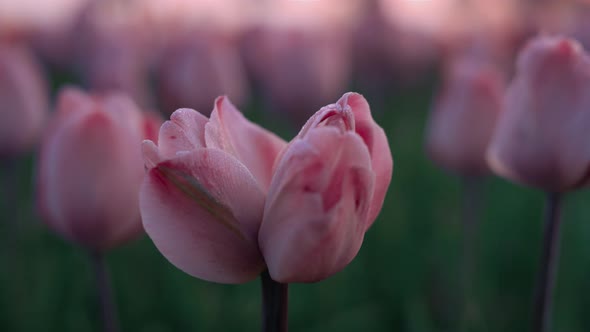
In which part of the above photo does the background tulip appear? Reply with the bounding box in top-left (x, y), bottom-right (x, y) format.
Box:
top-left (0, 42), bottom-right (48, 157)
top-left (487, 36), bottom-right (590, 192)
top-left (259, 93), bottom-right (393, 283)
top-left (8, 1), bottom-right (590, 331)
top-left (37, 87), bottom-right (155, 251)
top-left (74, 0), bottom-right (153, 108)
top-left (486, 35), bottom-right (590, 332)
top-left (140, 97), bottom-right (286, 284)
top-left (156, 29), bottom-right (248, 115)
top-left (240, 0), bottom-right (355, 126)
top-left (426, 58), bottom-right (505, 176)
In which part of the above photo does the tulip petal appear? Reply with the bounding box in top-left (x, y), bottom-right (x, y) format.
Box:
top-left (0, 44), bottom-right (48, 155)
top-left (260, 127), bottom-right (374, 283)
top-left (338, 92), bottom-right (393, 227)
top-left (487, 37), bottom-right (590, 191)
top-left (425, 61), bottom-right (504, 175)
top-left (39, 110), bottom-right (144, 251)
top-left (140, 149), bottom-right (266, 283)
top-left (55, 86), bottom-right (94, 118)
top-left (142, 111), bottom-right (163, 143)
top-left (205, 96), bottom-right (287, 190)
top-left (158, 108), bottom-right (208, 159)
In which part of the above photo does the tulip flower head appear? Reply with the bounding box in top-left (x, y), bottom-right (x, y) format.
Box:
top-left (487, 36), bottom-right (590, 191)
top-left (260, 93), bottom-right (393, 283)
top-left (0, 43), bottom-right (48, 156)
top-left (140, 97), bottom-right (287, 283)
top-left (156, 30), bottom-right (248, 115)
top-left (426, 59), bottom-right (505, 176)
top-left (37, 87), bottom-right (157, 251)
top-left (140, 93), bottom-right (393, 284)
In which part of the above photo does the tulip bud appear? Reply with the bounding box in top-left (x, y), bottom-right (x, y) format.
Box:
top-left (156, 30), bottom-right (248, 115)
top-left (259, 93), bottom-right (393, 283)
top-left (75, 0), bottom-right (152, 107)
top-left (0, 43), bottom-right (48, 156)
top-left (139, 97), bottom-right (286, 283)
top-left (487, 36), bottom-right (590, 191)
top-left (242, 26), bottom-right (351, 124)
top-left (426, 59), bottom-right (505, 175)
top-left (37, 87), bottom-right (157, 251)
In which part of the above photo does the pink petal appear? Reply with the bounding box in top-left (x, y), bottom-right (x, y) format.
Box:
top-left (487, 37), bottom-right (590, 191)
top-left (205, 96), bottom-right (287, 191)
top-left (0, 44), bottom-right (48, 155)
top-left (140, 149), bottom-right (266, 284)
top-left (260, 127), bottom-right (374, 283)
top-left (38, 110), bottom-right (144, 251)
top-left (338, 92), bottom-right (393, 227)
top-left (158, 108), bottom-right (208, 160)
top-left (426, 60), bottom-right (504, 175)
top-left (100, 93), bottom-right (146, 140)
top-left (156, 30), bottom-right (248, 115)
top-left (142, 111), bottom-right (163, 143)
top-left (54, 86), bottom-right (94, 118)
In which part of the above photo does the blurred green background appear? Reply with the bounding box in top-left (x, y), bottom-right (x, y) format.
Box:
top-left (2, 74), bottom-right (590, 332)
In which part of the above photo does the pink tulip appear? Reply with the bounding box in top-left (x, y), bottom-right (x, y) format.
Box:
top-left (74, 0), bottom-right (153, 107)
top-left (242, 26), bottom-right (352, 124)
top-left (487, 36), bottom-right (590, 191)
top-left (37, 87), bottom-right (158, 251)
top-left (259, 93), bottom-right (393, 283)
top-left (139, 97), bottom-right (287, 283)
top-left (156, 30), bottom-right (248, 115)
top-left (0, 43), bottom-right (48, 156)
top-left (426, 58), bottom-right (505, 175)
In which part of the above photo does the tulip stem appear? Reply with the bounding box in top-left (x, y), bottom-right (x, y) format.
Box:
top-left (460, 176), bottom-right (483, 331)
top-left (261, 270), bottom-right (289, 332)
top-left (90, 251), bottom-right (119, 332)
top-left (532, 192), bottom-right (563, 332)
top-left (1, 157), bottom-right (19, 246)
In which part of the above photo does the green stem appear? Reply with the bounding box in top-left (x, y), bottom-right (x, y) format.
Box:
top-left (460, 176), bottom-right (483, 331)
top-left (261, 270), bottom-right (289, 332)
top-left (532, 192), bottom-right (563, 332)
top-left (90, 252), bottom-right (119, 332)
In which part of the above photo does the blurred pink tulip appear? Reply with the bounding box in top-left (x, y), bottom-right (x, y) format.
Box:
top-left (0, 43), bottom-right (48, 156)
top-left (74, 0), bottom-right (153, 107)
top-left (243, 26), bottom-right (352, 124)
top-left (139, 97), bottom-right (286, 283)
top-left (37, 87), bottom-right (158, 251)
top-left (569, 8), bottom-right (590, 50)
top-left (426, 59), bottom-right (505, 176)
top-left (156, 30), bottom-right (248, 115)
top-left (353, 0), bottom-right (440, 85)
top-left (487, 36), bottom-right (590, 191)
top-left (259, 93), bottom-right (393, 283)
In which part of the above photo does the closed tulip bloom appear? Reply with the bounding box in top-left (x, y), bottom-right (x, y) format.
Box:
top-left (259, 93), bottom-right (393, 283)
top-left (37, 87), bottom-right (156, 251)
top-left (156, 30), bottom-right (248, 115)
top-left (140, 97), bottom-right (287, 283)
top-left (243, 26), bottom-right (352, 124)
top-left (426, 59), bottom-right (505, 175)
top-left (0, 43), bottom-right (48, 156)
top-left (75, 0), bottom-right (152, 107)
top-left (487, 36), bottom-right (590, 191)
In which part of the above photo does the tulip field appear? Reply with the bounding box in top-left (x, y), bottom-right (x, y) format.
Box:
top-left (3, 83), bottom-right (590, 331)
top-left (2, 1), bottom-right (590, 332)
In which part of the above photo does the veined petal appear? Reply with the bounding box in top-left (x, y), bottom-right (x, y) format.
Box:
top-left (337, 92), bottom-right (393, 227)
top-left (205, 96), bottom-right (287, 191)
top-left (158, 108), bottom-right (208, 159)
top-left (39, 110), bottom-right (144, 251)
top-left (140, 148), bottom-right (266, 283)
top-left (260, 127), bottom-right (374, 283)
